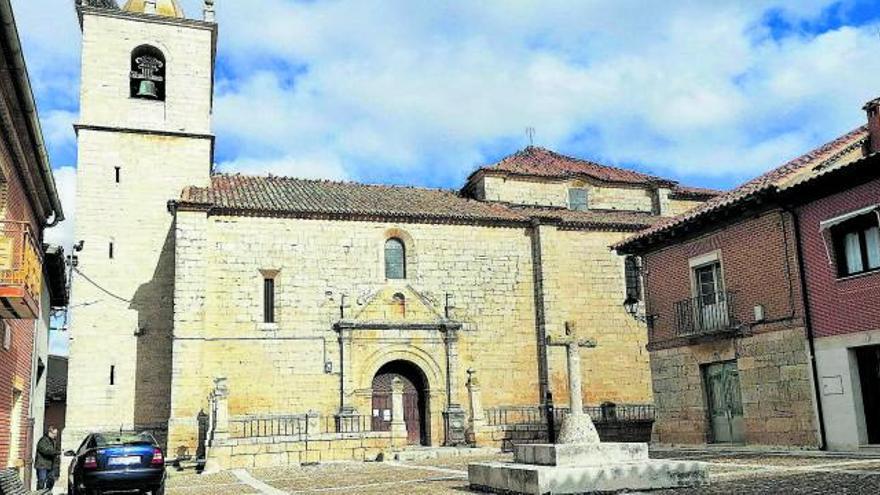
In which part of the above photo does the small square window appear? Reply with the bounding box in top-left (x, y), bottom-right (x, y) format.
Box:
top-left (569, 188), bottom-right (588, 211)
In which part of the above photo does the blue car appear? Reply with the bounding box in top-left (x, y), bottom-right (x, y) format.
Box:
top-left (65, 431), bottom-right (166, 495)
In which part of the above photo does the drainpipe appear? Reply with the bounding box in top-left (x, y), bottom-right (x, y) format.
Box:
top-left (784, 205), bottom-right (828, 450)
top-left (529, 219), bottom-right (550, 404)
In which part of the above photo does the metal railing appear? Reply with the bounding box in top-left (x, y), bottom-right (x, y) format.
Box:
top-left (229, 412), bottom-right (377, 440)
top-left (673, 291), bottom-right (738, 337)
top-left (485, 404), bottom-right (655, 427)
top-left (230, 414), bottom-right (310, 439)
top-left (0, 221), bottom-right (42, 303)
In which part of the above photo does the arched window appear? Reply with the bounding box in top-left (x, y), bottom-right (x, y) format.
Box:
top-left (130, 45), bottom-right (166, 101)
top-left (391, 293), bottom-right (406, 318)
top-left (385, 238), bottom-right (406, 279)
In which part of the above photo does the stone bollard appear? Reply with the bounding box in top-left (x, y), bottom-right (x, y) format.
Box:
top-left (390, 376), bottom-right (407, 445)
top-left (466, 368), bottom-right (486, 445)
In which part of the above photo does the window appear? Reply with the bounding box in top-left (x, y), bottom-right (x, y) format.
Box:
top-left (385, 238), bottom-right (406, 279)
top-left (115, 166), bottom-right (121, 183)
top-left (130, 45), bottom-right (166, 100)
top-left (569, 188), bottom-right (588, 211)
top-left (110, 365), bottom-right (115, 386)
top-left (263, 277), bottom-right (275, 323)
top-left (694, 262), bottom-right (724, 305)
top-left (831, 214), bottom-right (880, 277)
top-left (624, 256), bottom-right (642, 304)
top-left (109, 241), bottom-right (114, 259)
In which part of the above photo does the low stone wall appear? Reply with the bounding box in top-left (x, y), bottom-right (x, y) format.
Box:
top-left (208, 432), bottom-right (397, 469)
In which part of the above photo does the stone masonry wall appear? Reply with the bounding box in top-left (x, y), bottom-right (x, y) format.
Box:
top-left (541, 228), bottom-right (653, 406)
top-left (481, 176), bottom-right (656, 212)
top-left (79, 11), bottom-right (214, 135)
top-left (168, 213), bottom-right (657, 454)
top-left (650, 327), bottom-right (819, 447)
top-left (169, 215), bottom-right (541, 450)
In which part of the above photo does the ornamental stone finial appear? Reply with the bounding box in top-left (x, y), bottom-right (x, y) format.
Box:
top-left (204, 0), bottom-right (216, 22)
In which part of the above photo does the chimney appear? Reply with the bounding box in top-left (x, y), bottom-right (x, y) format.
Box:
top-left (865, 97), bottom-right (880, 155)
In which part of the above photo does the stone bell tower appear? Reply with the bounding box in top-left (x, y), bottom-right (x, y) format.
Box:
top-left (64, 0), bottom-right (216, 453)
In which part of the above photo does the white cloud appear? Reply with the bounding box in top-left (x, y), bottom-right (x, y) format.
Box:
top-left (16, 0), bottom-right (880, 190)
top-left (216, 153), bottom-right (350, 181)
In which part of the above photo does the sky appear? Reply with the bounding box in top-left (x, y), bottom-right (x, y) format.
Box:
top-left (10, 0), bottom-right (880, 353)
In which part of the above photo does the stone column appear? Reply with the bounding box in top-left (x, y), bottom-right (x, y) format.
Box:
top-left (556, 343), bottom-right (599, 444)
top-left (466, 368), bottom-right (486, 445)
top-left (390, 377), bottom-right (407, 444)
top-left (567, 344), bottom-right (583, 416)
top-left (210, 377), bottom-right (229, 444)
top-left (336, 328), bottom-right (358, 417)
top-left (443, 327), bottom-right (467, 445)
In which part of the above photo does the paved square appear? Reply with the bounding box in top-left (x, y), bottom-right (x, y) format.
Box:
top-left (163, 450), bottom-right (880, 494)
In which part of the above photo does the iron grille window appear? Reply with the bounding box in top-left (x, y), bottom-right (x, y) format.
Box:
top-left (569, 188), bottom-right (588, 211)
top-left (385, 238), bottom-right (406, 279)
top-left (264, 278), bottom-right (275, 323)
top-left (624, 256), bottom-right (641, 303)
top-left (832, 215), bottom-right (880, 277)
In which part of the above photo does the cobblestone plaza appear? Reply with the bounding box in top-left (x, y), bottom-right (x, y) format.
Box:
top-left (162, 449), bottom-right (880, 495)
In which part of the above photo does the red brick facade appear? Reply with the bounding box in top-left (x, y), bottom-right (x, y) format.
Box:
top-left (0, 142), bottom-right (42, 470)
top-left (643, 209), bottom-right (805, 347)
top-left (796, 177), bottom-right (880, 338)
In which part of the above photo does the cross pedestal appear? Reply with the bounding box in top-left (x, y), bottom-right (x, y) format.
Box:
top-left (468, 322), bottom-right (710, 494)
top-left (546, 330), bottom-right (599, 444)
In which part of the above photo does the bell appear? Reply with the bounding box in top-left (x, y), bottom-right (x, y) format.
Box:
top-left (136, 80), bottom-right (158, 99)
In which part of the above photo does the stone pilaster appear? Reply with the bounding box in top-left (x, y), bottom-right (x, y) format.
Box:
top-left (209, 377), bottom-right (229, 444)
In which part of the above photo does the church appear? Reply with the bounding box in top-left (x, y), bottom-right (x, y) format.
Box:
top-left (65, 0), bottom-right (716, 466)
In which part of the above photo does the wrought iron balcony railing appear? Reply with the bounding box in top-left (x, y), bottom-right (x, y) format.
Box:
top-left (673, 291), bottom-right (738, 337)
top-left (0, 221), bottom-right (42, 319)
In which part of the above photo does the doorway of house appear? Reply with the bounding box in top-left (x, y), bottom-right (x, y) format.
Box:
top-left (856, 345), bottom-right (880, 445)
top-left (703, 360), bottom-right (745, 443)
top-left (371, 360), bottom-right (429, 445)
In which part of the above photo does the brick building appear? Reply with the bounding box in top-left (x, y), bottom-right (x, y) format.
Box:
top-left (0, 0), bottom-right (67, 484)
top-left (779, 119), bottom-right (880, 450)
top-left (64, 0), bottom-right (718, 469)
top-left (616, 104), bottom-right (877, 447)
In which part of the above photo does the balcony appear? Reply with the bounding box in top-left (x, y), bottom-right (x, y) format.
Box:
top-left (673, 291), bottom-right (739, 338)
top-left (0, 221), bottom-right (42, 319)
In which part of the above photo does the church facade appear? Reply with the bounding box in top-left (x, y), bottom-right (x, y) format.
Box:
top-left (65, 0), bottom-right (716, 464)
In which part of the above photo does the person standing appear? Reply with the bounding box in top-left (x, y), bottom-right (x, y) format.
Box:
top-left (35, 426), bottom-right (60, 490)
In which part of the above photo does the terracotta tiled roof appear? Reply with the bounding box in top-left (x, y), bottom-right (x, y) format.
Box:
top-left (615, 125), bottom-right (870, 252)
top-left (180, 174), bottom-right (529, 224)
top-left (509, 205), bottom-right (663, 231)
top-left (471, 146), bottom-right (677, 185)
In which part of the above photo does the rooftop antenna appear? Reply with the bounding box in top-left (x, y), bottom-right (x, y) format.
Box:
top-left (526, 127), bottom-right (536, 147)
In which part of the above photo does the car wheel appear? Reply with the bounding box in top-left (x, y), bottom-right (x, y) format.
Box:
top-left (153, 484), bottom-right (165, 495)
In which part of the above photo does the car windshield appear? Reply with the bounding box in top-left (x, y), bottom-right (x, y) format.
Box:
top-left (94, 432), bottom-right (154, 447)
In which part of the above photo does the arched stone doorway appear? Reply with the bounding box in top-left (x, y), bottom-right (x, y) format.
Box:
top-left (371, 360), bottom-right (429, 445)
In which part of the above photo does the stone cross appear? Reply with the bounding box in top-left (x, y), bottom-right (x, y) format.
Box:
top-left (546, 322), bottom-right (599, 444)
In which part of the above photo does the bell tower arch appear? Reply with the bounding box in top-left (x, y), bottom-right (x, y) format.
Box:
top-left (64, 0), bottom-right (217, 455)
